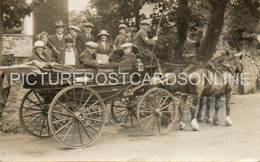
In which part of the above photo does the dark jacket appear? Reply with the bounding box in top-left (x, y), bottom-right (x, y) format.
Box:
top-left (120, 52), bottom-right (136, 64)
top-left (79, 50), bottom-right (99, 67)
top-left (59, 47), bottom-right (80, 66)
top-left (96, 40), bottom-right (113, 55)
top-left (31, 51), bottom-right (52, 62)
top-left (77, 33), bottom-right (96, 53)
top-left (134, 28), bottom-right (154, 59)
top-left (113, 34), bottom-right (125, 49)
top-left (48, 34), bottom-right (65, 62)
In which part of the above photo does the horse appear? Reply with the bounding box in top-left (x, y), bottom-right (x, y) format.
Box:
top-left (158, 51), bottom-right (244, 131)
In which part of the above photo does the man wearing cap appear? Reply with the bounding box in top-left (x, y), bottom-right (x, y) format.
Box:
top-left (119, 43), bottom-right (136, 64)
top-left (79, 41), bottom-right (99, 67)
top-left (59, 37), bottom-right (80, 66)
top-left (69, 25), bottom-right (82, 52)
top-left (135, 19), bottom-right (158, 65)
top-left (78, 22), bottom-right (96, 53)
top-left (31, 40), bottom-right (52, 62)
top-left (96, 30), bottom-right (113, 55)
top-left (48, 20), bottom-right (66, 62)
top-left (122, 28), bottom-right (134, 44)
top-left (113, 24), bottom-right (127, 50)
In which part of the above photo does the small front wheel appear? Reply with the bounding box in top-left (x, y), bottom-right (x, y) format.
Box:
top-left (137, 88), bottom-right (178, 135)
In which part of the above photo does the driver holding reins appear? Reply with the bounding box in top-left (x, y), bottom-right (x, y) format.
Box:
top-left (134, 19), bottom-right (158, 65)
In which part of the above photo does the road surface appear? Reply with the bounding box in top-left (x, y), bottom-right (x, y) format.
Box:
top-left (0, 93), bottom-right (260, 161)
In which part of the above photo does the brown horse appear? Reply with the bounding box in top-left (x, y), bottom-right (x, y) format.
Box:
top-left (159, 51), bottom-right (243, 131)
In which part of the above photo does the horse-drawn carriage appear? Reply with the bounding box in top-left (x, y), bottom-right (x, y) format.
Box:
top-left (19, 62), bottom-right (179, 148)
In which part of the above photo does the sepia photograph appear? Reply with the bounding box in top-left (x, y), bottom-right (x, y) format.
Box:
top-left (0, 0), bottom-right (260, 161)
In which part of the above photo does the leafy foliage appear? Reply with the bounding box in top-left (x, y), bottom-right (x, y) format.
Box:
top-left (2, 0), bottom-right (46, 30)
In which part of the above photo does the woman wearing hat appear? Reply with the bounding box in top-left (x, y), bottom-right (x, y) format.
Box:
top-left (59, 37), bottom-right (80, 66)
top-left (38, 31), bottom-right (58, 62)
top-left (96, 30), bottom-right (113, 55)
top-left (31, 40), bottom-right (51, 62)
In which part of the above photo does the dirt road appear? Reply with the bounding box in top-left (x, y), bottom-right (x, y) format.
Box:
top-left (0, 93), bottom-right (260, 161)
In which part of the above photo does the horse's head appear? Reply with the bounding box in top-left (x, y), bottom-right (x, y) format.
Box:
top-left (227, 51), bottom-right (244, 75)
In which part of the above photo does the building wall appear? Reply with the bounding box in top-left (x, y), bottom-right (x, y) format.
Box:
top-left (33, 0), bottom-right (69, 37)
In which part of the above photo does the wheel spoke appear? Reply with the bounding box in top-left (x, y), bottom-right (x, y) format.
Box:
top-left (25, 114), bottom-right (42, 127)
top-left (77, 121), bottom-right (83, 145)
top-left (52, 111), bottom-right (74, 117)
top-left (85, 118), bottom-right (103, 123)
top-left (161, 103), bottom-right (173, 111)
top-left (160, 95), bottom-right (170, 108)
top-left (124, 111), bottom-right (129, 126)
top-left (62, 121), bottom-right (75, 141)
top-left (161, 114), bottom-right (174, 122)
top-left (79, 89), bottom-right (85, 107)
top-left (84, 121), bottom-right (99, 133)
top-left (52, 117), bottom-right (71, 124)
top-left (159, 114), bottom-right (169, 129)
top-left (147, 97), bottom-right (156, 110)
top-left (26, 97), bottom-right (44, 109)
top-left (63, 92), bottom-right (74, 109)
top-left (83, 100), bottom-right (100, 113)
top-left (141, 103), bottom-right (156, 112)
top-left (40, 116), bottom-right (46, 136)
top-left (118, 110), bottom-right (128, 123)
top-left (114, 109), bottom-right (127, 116)
top-left (79, 120), bottom-right (92, 140)
top-left (55, 119), bottom-right (74, 135)
top-left (56, 100), bottom-right (75, 114)
top-left (140, 114), bottom-right (154, 122)
top-left (130, 113), bottom-right (134, 126)
top-left (85, 110), bottom-right (103, 116)
top-left (33, 91), bottom-right (47, 109)
top-left (23, 112), bottom-right (42, 118)
top-left (157, 115), bottom-right (161, 132)
top-left (73, 88), bottom-right (77, 108)
top-left (82, 93), bottom-right (93, 108)
top-left (144, 115), bottom-right (155, 129)
top-left (32, 115), bottom-right (44, 133)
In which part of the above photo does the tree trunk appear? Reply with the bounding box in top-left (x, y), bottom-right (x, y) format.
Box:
top-left (197, 0), bottom-right (228, 62)
top-left (0, 0), bottom-right (3, 65)
top-left (175, 0), bottom-right (189, 59)
top-left (134, 0), bottom-right (140, 30)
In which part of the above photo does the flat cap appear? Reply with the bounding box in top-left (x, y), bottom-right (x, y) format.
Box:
top-left (82, 22), bottom-right (94, 28)
top-left (86, 41), bottom-right (98, 48)
top-left (119, 24), bottom-right (127, 29)
top-left (69, 25), bottom-right (81, 32)
top-left (121, 43), bottom-right (133, 48)
top-left (140, 19), bottom-right (151, 25)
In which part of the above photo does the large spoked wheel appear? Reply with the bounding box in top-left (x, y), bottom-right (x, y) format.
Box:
top-left (137, 88), bottom-right (178, 136)
top-left (111, 96), bottom-right (139, 128)
top-left (19, 90), bottom-right (52, 138)
top-left (48, 86), bottom-right (106, 148)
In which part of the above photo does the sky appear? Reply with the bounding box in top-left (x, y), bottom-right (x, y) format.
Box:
top-left (69, 0), bottom-right (89, 11)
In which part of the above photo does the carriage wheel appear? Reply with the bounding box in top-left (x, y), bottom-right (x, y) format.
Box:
top-left (137, 88), bottom-right (178, 135)
top-left (111, 96), bottom-right (139, 128)
top-left (48, 86), bottom-right (106, 148)
top-left (19, 90), bottom-right (52, 138)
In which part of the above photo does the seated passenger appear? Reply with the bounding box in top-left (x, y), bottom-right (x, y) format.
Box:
top-left (59, 37), bottom-right (80, 66)
top-left (79, 41), bottom-right (99, 67)
top-left (31, 40), bottom-right (52, 62)
top-left (120, 43), bottom-right (136, 64)
top-left (96, 30), bottom-right (113, 55)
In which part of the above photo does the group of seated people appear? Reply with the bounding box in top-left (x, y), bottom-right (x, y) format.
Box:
top-left (32, 19), bottom-right (159, 68)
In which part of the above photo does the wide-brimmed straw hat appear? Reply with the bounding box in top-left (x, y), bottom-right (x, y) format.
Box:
top-left (119, 24), bottom-right (127, 29)
top-left (34, 40), bottom-right (46, 49)
top-left (53, 20), bottom-right (65, 28)
top-left (97, 30), bottom-right (110, 37)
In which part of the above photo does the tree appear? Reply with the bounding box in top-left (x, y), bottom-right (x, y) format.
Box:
top-left (0, 0), bottom-right (45, 65)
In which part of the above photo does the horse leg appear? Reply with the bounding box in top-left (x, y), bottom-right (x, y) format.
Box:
top-left (190, 97), bottom-right (200, 131)
top-left (204, 98), bottom-right (213, 123)
top-left (225, 92), bottom-right (232, 126)
top-left (213, 97), bottom-right (222, 125)
top-left (196, 98), bottom-right (204, 122)
top-left (179, 96), bottom-right (187, 130)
